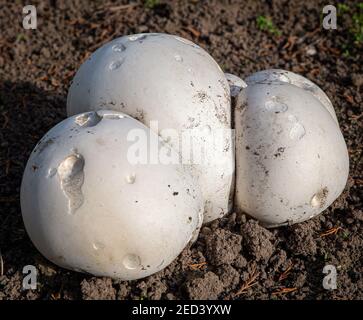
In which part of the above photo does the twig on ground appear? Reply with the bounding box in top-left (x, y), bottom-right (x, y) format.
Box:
top-left (189, 262), bottom-right (207, 270)
top-left (94, 3), bottom-right (139, 15)
top-left (108, 4), bottom-right (139, 12)
top-left (320, 227), bottom-right (342, 237)
top-left (235, 268), bottom-right (259, 296)
top-left (278, 263), bottom-right (293, 281)
top-left (272, 287), bottom-right (297, 295)
top-left (182, 26), bottom-right (201, 38)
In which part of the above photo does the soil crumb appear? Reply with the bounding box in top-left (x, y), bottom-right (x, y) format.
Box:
top-left (241, 220), bottom-right (275, 262)
top-left (205, 229), bottom-right (242, 265)
top-left (81, 278), bottom-right (116, 300)
top-left (184, 272), bottom-right (224, 300)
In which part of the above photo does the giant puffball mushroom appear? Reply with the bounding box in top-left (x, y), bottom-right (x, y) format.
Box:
top-left (234, 82), bottom-right (349, 227)
top-left (67, 33), bottom-right (234, 223)
top-left (20, 110), bottom-right (204, 280)
top-left (245, 69), bottom-right (339, 125)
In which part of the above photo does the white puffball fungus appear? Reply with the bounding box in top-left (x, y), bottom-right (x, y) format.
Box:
top-left (21, 110), bottom-right (204, 280)
top-left (66, 33), bottom-right (234, 223)
top-left (234, 80), bottom-right (349, 227)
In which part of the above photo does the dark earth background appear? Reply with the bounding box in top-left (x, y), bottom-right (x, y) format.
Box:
top-left (0, 0), bottom-right (362, 300)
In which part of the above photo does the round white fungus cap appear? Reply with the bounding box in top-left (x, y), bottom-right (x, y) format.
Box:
top-left (66, 33), bottom-right (234, 224)
top-left (234, 82), bottom-right (349, 227)
top-left (21, 110), bottom-right (203, 280)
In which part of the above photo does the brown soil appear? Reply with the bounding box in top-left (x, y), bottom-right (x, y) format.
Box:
top-left (0, 0), bottom-right (362, 300)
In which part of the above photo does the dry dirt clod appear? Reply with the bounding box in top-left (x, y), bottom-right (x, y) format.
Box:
top-left (205, 229), bottom-right (242, 266)
top-left (217, 265), bottom-right (240, 290)
top-left (234, 267), bottom-right (260, 296)
top-left (240, 220), bottom-right (275, 262)
top-left (287, 220), bottom-right (319, 256)
top-left (184, 272), bottom-right (224, 300)
top-left (80, 278), bottom-right (116, 300)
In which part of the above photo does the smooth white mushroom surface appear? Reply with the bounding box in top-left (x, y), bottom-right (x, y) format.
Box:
top-left (245, 69), bottom-right (339, 124)
top-left (21, 110), bottom-right (203, 280)
top-left (67, 33), bottom-right (234, 223)
top-left (234, 82), bottom-right (349, 227)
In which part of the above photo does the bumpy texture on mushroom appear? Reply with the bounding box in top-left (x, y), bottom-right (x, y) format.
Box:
top-left (245, 69), bottom-right (339, 125)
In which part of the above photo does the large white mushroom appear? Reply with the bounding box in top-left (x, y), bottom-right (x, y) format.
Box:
top-left (67, 33), bottom-right (234, 223)
top-left (234, 80), bottom-right (349, 227)
top-left (21, 110), bottom-right (203, 280)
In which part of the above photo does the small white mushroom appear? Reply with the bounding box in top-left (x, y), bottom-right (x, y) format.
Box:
top-left (20, 111), bottom-right (203, 280)
top-left (67, 33), bottom-right (234, 223)
top-left (245, 69), bottom-right (339, 124)
top-left (234, 81), bottom-right (349, 227)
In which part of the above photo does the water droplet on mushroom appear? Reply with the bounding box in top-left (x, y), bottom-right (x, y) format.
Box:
top-left (202, 125), bottom-right (211, 135)
top-left (125, 173), bottom-right (136, 184)
top-left (47, 168), bottom-right (57, 178)
top-left (102, 113), bottom-right (125, 120)
top-left (310, 195), bottom-right (320, 207)
top-left (92, 242), bottom-right (105, 251)
top-left (58, 153), bottom-right (85, 214)
top-left (174, 36), bottom-right (193, 45)
top-left (128, 34), bottom-right (146, 41)
top-left (109, 58), bottom-right (125, 70)
top-left (289, 122), bottom-right (306, 140)
top-left (267, 72), bottom-right (290, 83)
top-left (277, 73), bottom-right (290, 83)
top-left (112, 43), bottom-right (126, 52)
top-left (310, 187), bottom-right (329, 208)
top-left (75, 111), bottom-right (102, 127)
top-left (174, 54), bottom-right (183, 62)
top-left (122, 254), bottom-right (141, 269)
top-left (265, 96), bottom-right (288, 113)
